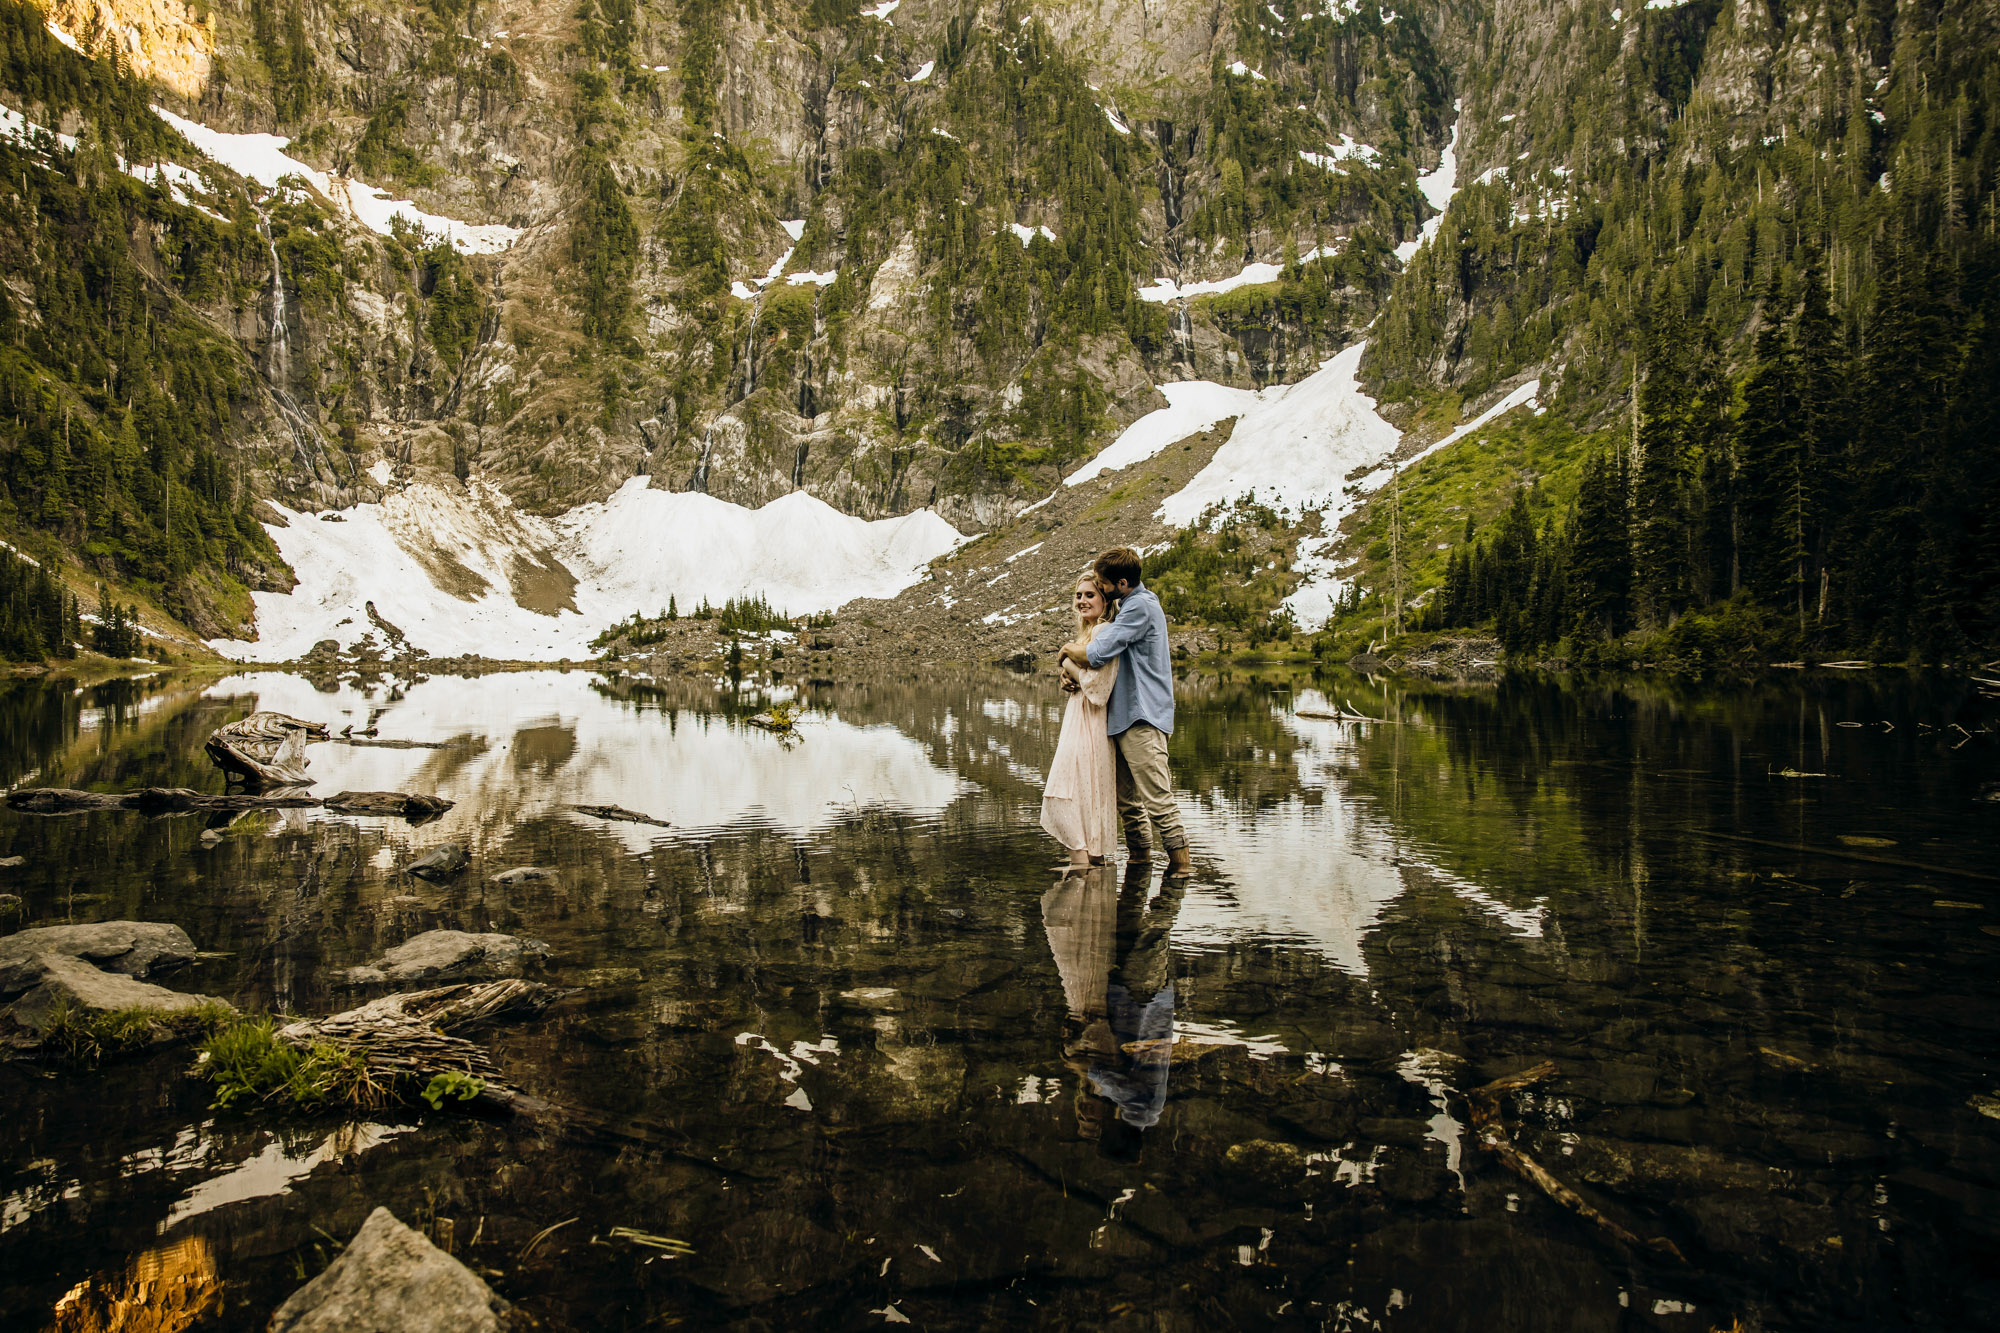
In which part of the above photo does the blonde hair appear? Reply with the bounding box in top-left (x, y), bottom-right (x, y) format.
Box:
top-left (1072, 573), bottom-right (1120, 642)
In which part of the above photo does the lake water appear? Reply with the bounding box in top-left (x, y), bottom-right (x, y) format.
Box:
top-left (1, 665), bottom-right (1996, 1331)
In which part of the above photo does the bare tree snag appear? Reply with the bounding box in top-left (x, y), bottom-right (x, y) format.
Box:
top-left (206, 712), bottom-right (330, 789)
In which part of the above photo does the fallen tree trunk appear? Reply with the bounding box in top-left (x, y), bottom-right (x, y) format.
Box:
top-left (1466, 1061), bottom-right (1684, 1261)
top-left (324, 791), bottom-right (456, 817)
top-left (6, 788), bottom-right (452, 818)
top-left (334, 737), bottom-right (457, 750)
top-left (7, 787), bottom-right (321, 813)
top-left (206, 712), bottom-right (329, 789)
top-left (261, 980), bottom-right (563, 1118)
top-left (569, 803), bottom-right (672, 828)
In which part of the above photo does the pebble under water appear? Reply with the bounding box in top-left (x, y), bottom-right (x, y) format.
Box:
top-left (0, 665), bottom-right (1996, 1332)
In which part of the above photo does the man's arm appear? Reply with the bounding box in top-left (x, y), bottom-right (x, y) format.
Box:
top-left (1079, 609), bottom-right (1148, 669)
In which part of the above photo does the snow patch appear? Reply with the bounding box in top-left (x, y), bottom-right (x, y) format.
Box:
top-left (1299, 134), bottom-right (1381, 172)
top-left (1385, 379), bottom-right (1541, 476)
top-left (862, 0), bottom-right (900, 17)
top-left (152, 107), bottom-right (521, 255)
top-left (209, 479), bottom-right (962, 662)
top-left (1103, 106), bottom-right (1131, 135)
top-left (1007, 222), bottom-right (1057, 245)
top-left (907, 60), bottom-right (935, 82)
top-left (1393, 101), bottom-right (1461, 264)
top-left (779, 218), bottom-right (807, 241)
top-left (1067, 381), bottom-right (1269, 486)
top-left (1160, 342), bottom-right (1400, 528)
top-left (1226, 61), bottom-right (1267, 80)
top-left (1137, 244), bottom-right (1339, 303)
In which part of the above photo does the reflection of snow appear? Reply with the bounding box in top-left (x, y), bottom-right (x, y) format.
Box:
top-left (1174, 691), bottom-right (1543, 972)
top-left (1396, 1049), bottom-right (1465, 1192)
top-left (202, 672), bottom-right (971, 851)
top-left (164, 1124), bottom-right (409, 1229)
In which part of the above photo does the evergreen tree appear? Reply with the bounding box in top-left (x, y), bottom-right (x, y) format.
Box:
top-left (1567, 450), bottom-right (1632, 639)
top-left (1734, 274), bottom-right (1802, 611)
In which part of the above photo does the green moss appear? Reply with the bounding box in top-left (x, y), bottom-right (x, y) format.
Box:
top-left (40, 999), bottom-right (234, 1064)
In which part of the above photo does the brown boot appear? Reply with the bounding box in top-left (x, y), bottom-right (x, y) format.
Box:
top-left (1163, 847), bottom-right (1194, 877)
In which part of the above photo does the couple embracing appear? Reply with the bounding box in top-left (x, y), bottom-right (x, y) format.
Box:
top-left (1039, 547), bottom-right (1192, 876)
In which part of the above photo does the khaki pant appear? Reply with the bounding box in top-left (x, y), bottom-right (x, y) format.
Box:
top-left (1113, 724), bottom-right (1186, 854)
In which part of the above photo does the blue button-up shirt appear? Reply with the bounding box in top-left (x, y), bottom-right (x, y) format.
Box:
top-left (1086, 583), bottom-right (1175, 737)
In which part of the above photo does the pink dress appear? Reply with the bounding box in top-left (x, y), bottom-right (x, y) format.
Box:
top-left (1039, 655), bottom-right (1120, 858)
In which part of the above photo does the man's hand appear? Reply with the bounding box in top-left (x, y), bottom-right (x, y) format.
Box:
top-left (1059, 641), bottom-right (1091, 666)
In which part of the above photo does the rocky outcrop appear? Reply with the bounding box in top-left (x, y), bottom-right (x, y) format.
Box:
top-left (0, 922), bottom-right (197, 996)
top-left (268, 1207), bottom-right (511, 1333)
top-left (343, 930), bottom-right (552, 985)
top-left (0, 953), bottom-right (230, 1039)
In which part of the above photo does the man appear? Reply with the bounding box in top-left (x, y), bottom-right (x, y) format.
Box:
top-left (1061, 547), bottom-right (1192, 875)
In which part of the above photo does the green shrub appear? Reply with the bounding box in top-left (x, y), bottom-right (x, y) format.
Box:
top-left (196, 1018), bottom-right (392, 1112)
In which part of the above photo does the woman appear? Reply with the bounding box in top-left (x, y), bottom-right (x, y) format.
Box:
top-left (1040, 573), bottom-right (1120, 868)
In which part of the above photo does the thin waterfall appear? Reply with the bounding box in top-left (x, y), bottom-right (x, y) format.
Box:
top-left (689, 421), bottom-right (717, 493)
top-left (264, 224), bottom-right (290, 382)
top-left (255, 206), bottom-right (349, 486)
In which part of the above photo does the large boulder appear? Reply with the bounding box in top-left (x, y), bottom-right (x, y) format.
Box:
top-left (0, 921), bottom-right (197, 996)
top-left (1, 952), bottom-right (231, 1038)
top-left (269, 1206), bottom-right (510, 1333)
top-left (343, 930), bottom-right (551, 985)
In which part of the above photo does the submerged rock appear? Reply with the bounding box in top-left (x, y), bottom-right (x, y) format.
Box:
top-left (1, 952), bottom-right (230, 1038)
top-left (344, 930), bottom-right (551, 985)
top-left (269, 1206), bottom-right (510, 1333)
top-left (0, 921), bottom-right (197, 995)
top-left (490, 866), bottom-right (556, 885)
top-left (403, 844), bottom-right (468, 880)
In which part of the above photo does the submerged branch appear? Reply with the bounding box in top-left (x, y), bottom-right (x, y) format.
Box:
top-left (1467, 1061), bottom-right (1684, 1262)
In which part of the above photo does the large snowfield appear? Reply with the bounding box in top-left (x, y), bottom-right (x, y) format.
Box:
top-left (208, 479), bottom-right (963, 661)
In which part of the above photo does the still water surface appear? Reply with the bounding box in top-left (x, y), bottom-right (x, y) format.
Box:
top-left (0, 666), bottom-right (1996, 1331)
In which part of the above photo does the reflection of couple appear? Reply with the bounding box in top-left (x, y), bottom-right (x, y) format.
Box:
top-left (1038, 547), bottom-right (1191, 876)
top-left (1042, 864), bottom-right (1187, 1159)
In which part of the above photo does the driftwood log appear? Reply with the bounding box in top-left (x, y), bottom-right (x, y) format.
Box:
top-left (1466, 1062), bottom-right (1684, 1260)
top-left (206, 712), bottom-right (329, 789)
top-left (276, 980), bottom-right (560, 1117)
top-left (324, 791), bottom-right (456, 818)
top-left (569, 804), bottom-right (672, 828)
top-left (6, 788), bottom-right (453, 819)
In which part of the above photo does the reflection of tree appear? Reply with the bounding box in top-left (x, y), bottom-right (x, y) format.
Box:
top-left (1044, 864), bottom-right (1186, 1159)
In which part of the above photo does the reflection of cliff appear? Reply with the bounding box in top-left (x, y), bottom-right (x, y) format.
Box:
top-left (47, 1235), bottom-right (220, 1333)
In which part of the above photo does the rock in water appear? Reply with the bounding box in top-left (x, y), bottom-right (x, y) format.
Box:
top-left (344, 930), bottom-right (552, 985)
top-left (0, 921), bottom-right (197, 996)
top-left (269, 1206), bottom-right (510, 1333)
top-left (1, 953), bottom-right (231, 1038)
top-left (490, 866), bottom-right (556, 885)
top-left (403, 844), bottom-right (468, 881)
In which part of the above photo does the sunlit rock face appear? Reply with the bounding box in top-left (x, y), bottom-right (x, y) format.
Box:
top-left (42, 0), bottom-right (213, 99)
